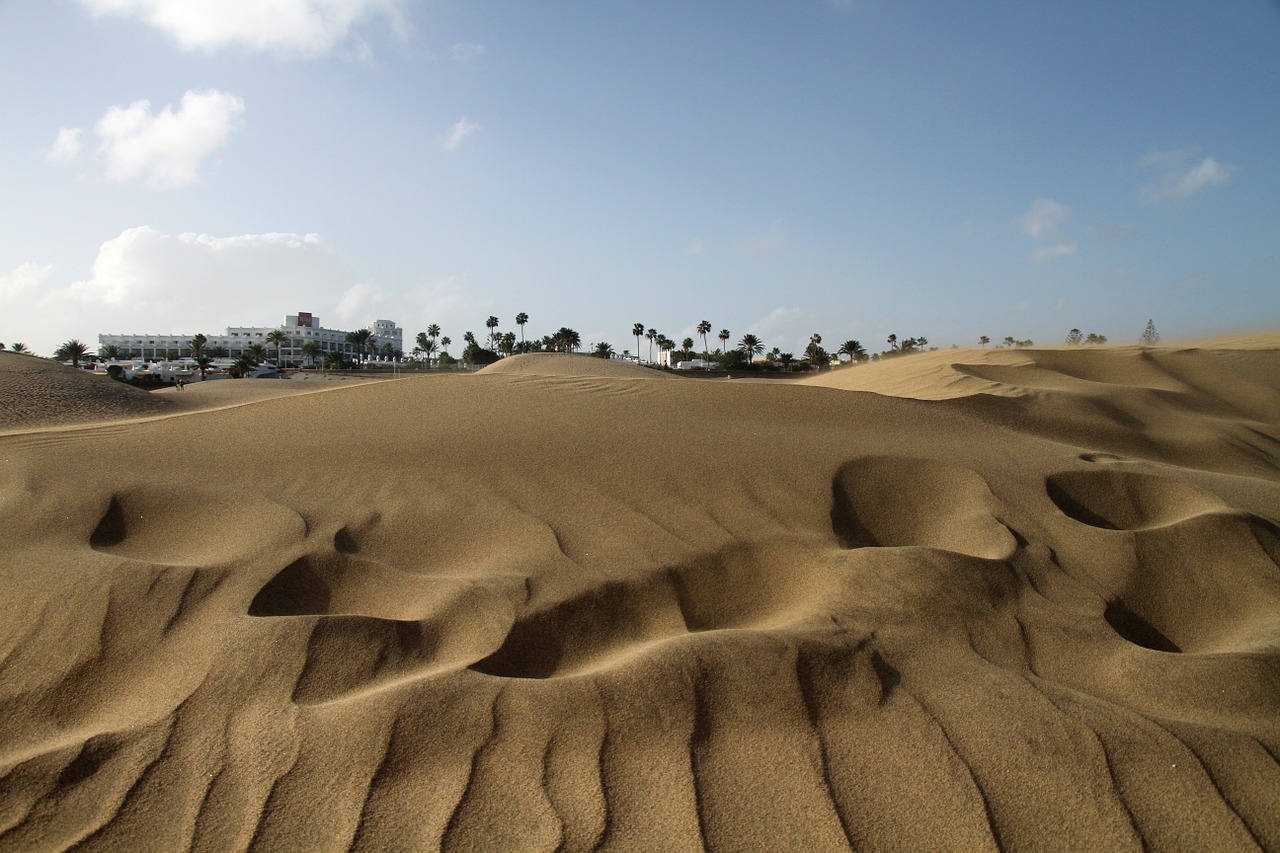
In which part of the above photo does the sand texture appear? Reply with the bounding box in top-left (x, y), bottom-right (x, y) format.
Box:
top-left (1, 340), bottom-right (1278, 851)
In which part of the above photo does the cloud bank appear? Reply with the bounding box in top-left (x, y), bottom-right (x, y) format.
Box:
top-left (0, 227), bottom-right (385, 356)
top-left (79, 0), bottom-right (407, 57)
top-left (50, 89), bottom-right (245, 189)
top-left (96, 90), bottom-right (246, 189)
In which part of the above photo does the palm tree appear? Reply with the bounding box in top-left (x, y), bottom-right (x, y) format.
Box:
top-left (593, 341), bottom-right (615, 359)
top-left (193, 354), bottom-right (215, 380)
top-left (300, 341), bottom-right (321, 368)
top-left (557, 327), bottom-right (582, 352)
top-left (779, 352), bottom-right (794, 371)
top-left (979, 335), bottom-right (990, 347)
top-left (516, 313), bottom-right (528, 347)
top-left (659, 336), bottom-right (675, 365)
top-left (697, 320), bottom-right (712, 357)
top-left (887, 333), bottom-right (898, 351)
top-left (838, 340), bottom-right (866, 363)
top-left (633, 323), bottom-right (645, 360)
top-left (230, 352), bottom-right (258, 378)
top-left (324, 350), bottom-right (347, 370)
top-left (9, 343), bottom-right (28, 354)
top-left (718, 329), bottom-right (730, 354)
top-left (265, 329), bottom-right (287, 367)
top-left (646, 328), bottom-right (657, 363)
top-left (739, 333), bottom-right (763, 363)
top-left (54, 339), bottom-right (90, 368)
top-left (440, 336), bottom-right (452, 356)
top-left (682, 337), bottom-right (694, 359)
top-left (345, 328), bottom-right (375, 365)
top-left (485, 316), bottom-right (500, 349)
top-left (499, 332), bottom-right (516, 356)
top-left (99, 343), bottom-right (122, 361)
top-left (805, 335), bottom-right (828, 365)
top-left (187, 334), bottom-right (210, 379)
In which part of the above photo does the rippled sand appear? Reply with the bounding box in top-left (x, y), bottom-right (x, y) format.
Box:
top-left (1, 340), bottom-right (1278, 850)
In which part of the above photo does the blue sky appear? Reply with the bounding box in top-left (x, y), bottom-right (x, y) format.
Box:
top-left (2, 0), bottom-right (1278, 358)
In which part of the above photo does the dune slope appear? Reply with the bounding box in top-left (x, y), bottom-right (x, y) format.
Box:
top-left (1, 343), bottom-right (1278, 850)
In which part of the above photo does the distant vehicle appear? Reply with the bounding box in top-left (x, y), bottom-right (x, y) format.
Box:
top-left (675, 359), bottom-right (714, 370)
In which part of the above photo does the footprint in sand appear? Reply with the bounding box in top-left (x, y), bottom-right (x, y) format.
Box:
top-left (830, 456), bottom-right (1018, 560)
top-left (90, 489), bottom-right (305, 566)
top-left (1046, 468), bottom-right (1280, 654)
top-left (1045, 469), bottom-right (1226, 531)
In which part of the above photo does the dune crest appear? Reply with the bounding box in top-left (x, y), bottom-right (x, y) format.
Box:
top-left (477, 352), bottom-right (669, 380)
top-left (1, 339), bottom-right (1279, 849)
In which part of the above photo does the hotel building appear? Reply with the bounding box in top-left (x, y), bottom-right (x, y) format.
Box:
top-left (97, 313), bottom-right (404, 366)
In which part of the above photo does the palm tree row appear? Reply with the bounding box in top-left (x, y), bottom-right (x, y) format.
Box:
top-left (31, 314), bottom-right (971, 377)
top-left (410, 314), bottom-right (594, 366)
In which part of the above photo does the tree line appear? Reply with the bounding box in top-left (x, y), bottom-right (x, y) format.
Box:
top-left (17, 320), bottom-right (1162, 373)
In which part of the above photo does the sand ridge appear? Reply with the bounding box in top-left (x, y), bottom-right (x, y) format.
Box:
top-left (0, 353), bottom-right (394, 434)
top-left (477, 352), bottom-right (671, 380)
top-left (0, 340), bottom-right (1278, 849)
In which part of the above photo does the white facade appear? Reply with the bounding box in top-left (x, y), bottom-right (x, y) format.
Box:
top-left (98, 312), bottom-right (404, 366)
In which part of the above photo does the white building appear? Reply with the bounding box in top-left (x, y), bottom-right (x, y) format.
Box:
top-left (98, 312), bottom-right (404, 366)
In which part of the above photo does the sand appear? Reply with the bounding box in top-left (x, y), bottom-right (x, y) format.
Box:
top-left (0, 339), bottom-right (1277, 850)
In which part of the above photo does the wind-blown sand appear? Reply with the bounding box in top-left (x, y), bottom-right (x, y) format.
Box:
top-left (1, 341), bottom-right (1278, 850)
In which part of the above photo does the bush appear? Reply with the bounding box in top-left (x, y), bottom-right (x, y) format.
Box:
top-left (462, 344), bottom-right (499, 366)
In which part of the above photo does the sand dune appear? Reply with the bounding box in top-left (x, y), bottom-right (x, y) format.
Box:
top-left (1, 339), bottom-right (1278, 850)
top-left (478, 352), bottom-right (670, 380)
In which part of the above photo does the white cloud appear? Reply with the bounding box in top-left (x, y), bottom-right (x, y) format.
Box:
top-left (335, 281), bottom-right (386, 327)
top-left (0, 262), bottom-right (54, 303)
top-left (46, 128), bottom-right (83, 163)
top-left (93, 89), bottom-right (245, 189)
top-left (1018, 198), bottom-right (1069, 241)
top-left (1143, 154), bottom-right (1235, 202)
top-left (78, 0), bottom-right (407, 57)
top-left (449, 42), bottom-right (485, 63)
top-left (2, 227), bottom-right (375, 356)
top-left (1017, 198), bottom-right (1076, 262)
top-left (441, 116), bottom-right (480, 152)
top-left (741, 219), bottom-right (788, 257)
